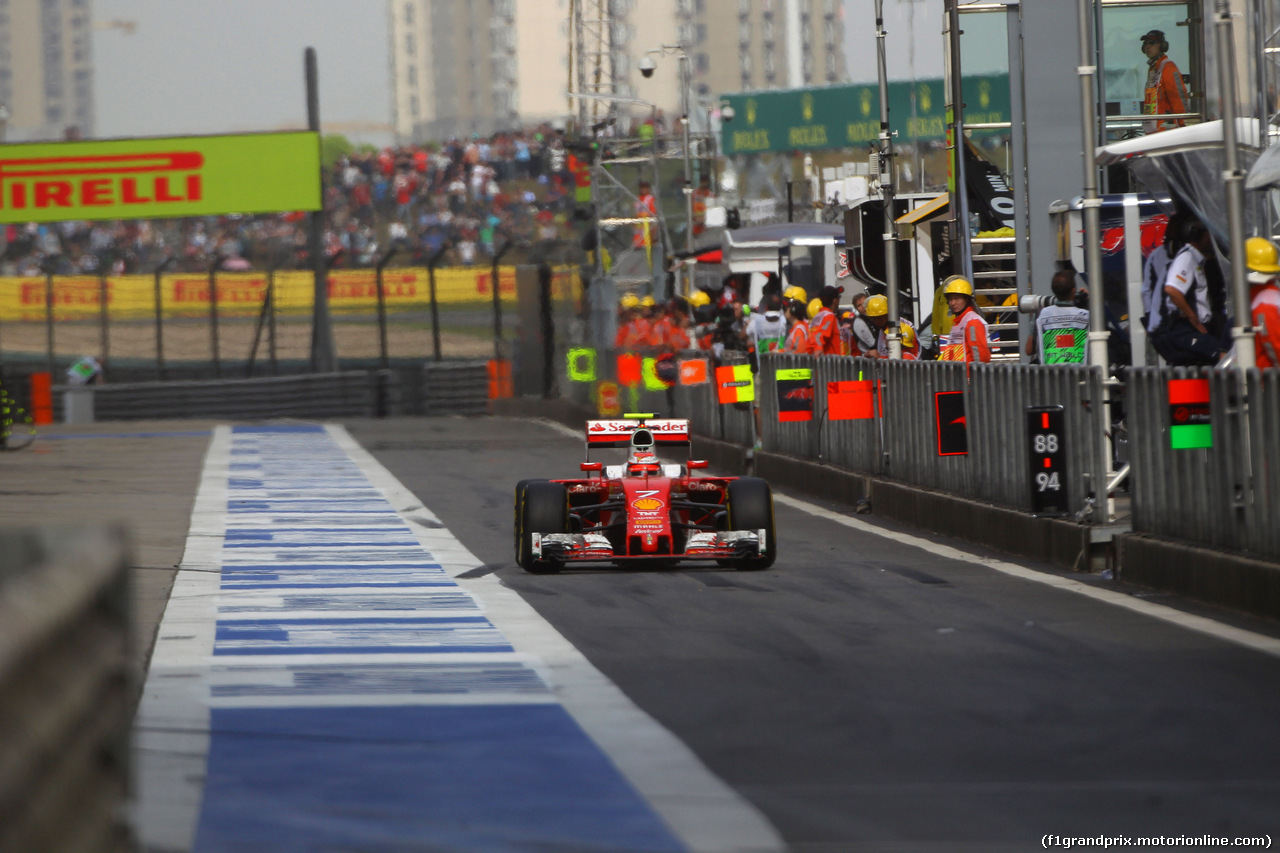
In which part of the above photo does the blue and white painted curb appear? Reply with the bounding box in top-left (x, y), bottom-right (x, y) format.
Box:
top-left (133, 424), bottom-right (783, 852)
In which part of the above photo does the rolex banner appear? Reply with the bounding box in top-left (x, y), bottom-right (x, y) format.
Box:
top-left (775, 368), bottom-right (814, 422)
top-left (716, 364), bottom-right (754, 404)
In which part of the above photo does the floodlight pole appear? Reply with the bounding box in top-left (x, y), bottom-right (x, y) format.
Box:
top-left (876, 0), bottom-right (901, 358)
top-left (1216, 0), bottom-right (1255, 370)
top-left (306, 47), bottom-right (337, 373)
top-left (1078, 0), bottom-right (1115, 523)
top-left (944, 0), bottom-right (973, 284)
top-left (1076, 0), bottom-right (1107, 373)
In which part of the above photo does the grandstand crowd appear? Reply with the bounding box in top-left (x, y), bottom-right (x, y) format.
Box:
top-left (0, 125), bottom-right (583, 278)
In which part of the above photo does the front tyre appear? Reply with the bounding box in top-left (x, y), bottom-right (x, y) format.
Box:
top-left (513, 479), bottom-right (541, 566)
top-left (520, 481), bottom-right (567, 574)
top-left (726, 477), bottom-right (776, 570)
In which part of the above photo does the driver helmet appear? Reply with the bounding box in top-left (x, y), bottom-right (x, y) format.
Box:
top-left (627, 428), bottom-right (662, 474)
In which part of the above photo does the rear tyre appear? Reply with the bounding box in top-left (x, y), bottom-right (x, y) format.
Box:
top-left (726, 477), bottom-right (777, 570)
top-left (520, 481), bottom-right (567, 574)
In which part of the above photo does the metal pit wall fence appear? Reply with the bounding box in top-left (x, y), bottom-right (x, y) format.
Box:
top-left (758, 353), bottom-right (1106, 515)
top-left (557, 345), bottom-right (751, 442)
top-left (558, 346), bottom-right (1108, 517)
top-left (1129, 367), bottom-right (1280, 561)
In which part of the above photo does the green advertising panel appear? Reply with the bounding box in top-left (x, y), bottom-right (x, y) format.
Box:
top-left (0, 131), bottom-right (321, 224)
top-left (721, 75), bottom-right (1010, 155)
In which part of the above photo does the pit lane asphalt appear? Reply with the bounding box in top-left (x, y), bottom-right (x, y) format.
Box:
top-left (348, 416), bottom-right (1280, 853)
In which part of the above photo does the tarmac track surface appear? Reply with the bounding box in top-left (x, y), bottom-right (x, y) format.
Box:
top-left (348, 416), bottom-right (1280, 853)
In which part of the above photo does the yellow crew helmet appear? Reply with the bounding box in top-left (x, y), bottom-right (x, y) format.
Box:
top-left (620, 292), bottom-right (640, 310)
top-left (865, 295), bottom-right (889, 317)
top-left (899, 320), bottom-right (917, 349)
top-left (783, 285), bottom-right (808, 303)
top-left (640, 295), bottom-right (657, 308)
top-left (687, 289), bottom-right (711, 307)
top-left (807, 298), bottom-right (824, 320)
top-left (1246, 237), bottom-right (1280, 274)
top-left (942, 276), bottom-right (974, 297)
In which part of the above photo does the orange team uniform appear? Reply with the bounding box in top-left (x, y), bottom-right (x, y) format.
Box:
top-left (665, 322), bottom-right (692, 352)
top-left (615, 317), bottom-right (652, 350)
top-left (649, 316), bottom-right (689, 350)
top-left (1252, 282), bottom-right (1280, 368)
top-left (692, 186), bottom-right (711, 236)
top-left (633, 192), bottom-right (657, 248)
top-left (939, 305), bottom-right (992, 363)
top-left (1144, 55), bottom-right (1190, 133)
top-left (807, 307), bottom-right (843, 355)
top-left (784, 320), bottom-right (810, 354)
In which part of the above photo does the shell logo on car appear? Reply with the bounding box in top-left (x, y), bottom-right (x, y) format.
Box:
top-left (632, 497), bottom-right (663, 511)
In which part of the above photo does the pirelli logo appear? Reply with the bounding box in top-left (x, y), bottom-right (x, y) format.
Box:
top-left (0, 151), bottom-right (204, 211)
top-left (0, 132), bottom-right (321, 225)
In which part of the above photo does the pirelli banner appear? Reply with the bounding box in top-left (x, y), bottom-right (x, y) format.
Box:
top-left (0, 131), bottom-right (321, 224)
top-left (0, 266), bottom-right (582, 321)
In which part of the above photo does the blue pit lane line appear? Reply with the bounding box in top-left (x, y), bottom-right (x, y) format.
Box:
top-left (167, 424), bottom-right (689, 852)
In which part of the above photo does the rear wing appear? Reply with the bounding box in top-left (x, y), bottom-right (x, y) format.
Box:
top-left (586, 418), bottom-right (691, 450)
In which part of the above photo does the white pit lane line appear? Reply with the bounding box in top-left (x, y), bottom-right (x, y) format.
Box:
top-left (536, 417), bottom-right (1280, 660)
top-left (329, 425), bottom-right (786, 853)
top-left (775, 493), bottom-right (1280, 660)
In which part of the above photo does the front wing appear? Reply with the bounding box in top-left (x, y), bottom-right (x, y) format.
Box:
top-left (531, 529), bottom-right (768, 564)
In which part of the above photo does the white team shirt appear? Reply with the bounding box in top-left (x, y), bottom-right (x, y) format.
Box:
top-left (1164, 244), bottom-right (1211, 325)
top-left (1034, 304), bottom-right (1090, 363)
top-left (746, 310), bottom-right (788, 353)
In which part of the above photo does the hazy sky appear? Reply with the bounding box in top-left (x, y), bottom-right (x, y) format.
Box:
top-left (93, 0), bottom-right (393, 144)
top-left (844, 0), bottom-right (945, 83)
top-left (91, 0), bottom-right (963, 145)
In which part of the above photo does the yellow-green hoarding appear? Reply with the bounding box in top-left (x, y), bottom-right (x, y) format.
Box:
top-left (0, 131), bottom-right (321, 224)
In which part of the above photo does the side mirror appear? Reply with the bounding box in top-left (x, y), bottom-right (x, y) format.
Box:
top-left (687, 460), bottom-right (709, 470)
top-left (581, 461), bottom-right (603, 473)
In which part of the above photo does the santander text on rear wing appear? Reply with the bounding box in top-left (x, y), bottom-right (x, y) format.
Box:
top-left (585, 418), bottom-right (691, 450)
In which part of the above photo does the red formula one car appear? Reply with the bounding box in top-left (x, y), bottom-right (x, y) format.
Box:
top-left (513, 414), bottom-right (776, 574)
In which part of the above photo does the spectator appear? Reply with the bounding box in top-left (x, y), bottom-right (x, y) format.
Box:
top-left (1026, 270), bottom-right (1090, 364)
top-left (633, 180), bottom-right (657, 250)
top-left (692, 174), bottom-right (712, 237)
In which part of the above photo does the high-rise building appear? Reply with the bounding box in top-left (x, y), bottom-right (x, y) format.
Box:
top-left (390, 0), bottom-right (570, 142)
top-left (0, 0), bottom-right (95, 141)
top-left (727, 0), bottom-right (846, 93)
top-left (388, 0), bottom-right (845, 143)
